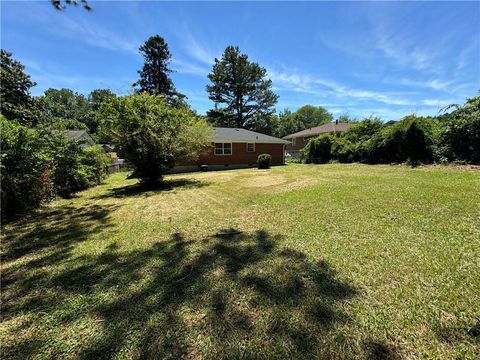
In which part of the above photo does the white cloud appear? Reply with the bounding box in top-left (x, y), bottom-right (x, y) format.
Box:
top-left (396, 78), bottom-right (453, 91)
top-left (171, 59), bottom-right (210, 77)
top-left (24, 59), bottom-right (134, 96)
top-left (56, 18), bottom-right (140, 55)
top-left (181, 23), bottom-right (217, 66)
top-left (422, 99), bottom-right (458, 107)
top-left (268, 68), bottom-right (413, 106)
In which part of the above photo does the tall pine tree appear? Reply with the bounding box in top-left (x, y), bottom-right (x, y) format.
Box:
top-left (133, 35), bottom-right (183, 104)
top-left (206, 46), bottom-right (278, 128)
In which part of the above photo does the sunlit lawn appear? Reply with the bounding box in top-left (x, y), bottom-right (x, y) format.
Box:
top-left (1, 164), bottom-right (479, 359)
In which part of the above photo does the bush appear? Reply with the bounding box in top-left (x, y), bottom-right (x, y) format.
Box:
top-left (440, 96), bottom-right (480, 164)
top-left (1, 116), bottom-right (54, 218)
top-left (362, 116), bottom-right (435, 164)
top-left (303, 134), bottom-right (335, 163)
top-left (77, 145), bottom-right (109, 187)
top-left (257, 154), bottom-right (271, 169)
top-left (1, 116), bottom-right (109, 220)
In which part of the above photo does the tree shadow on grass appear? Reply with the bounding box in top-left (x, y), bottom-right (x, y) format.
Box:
top-left (1, 203), bottom-right (117, 263)
top-left (1, 227), bottom-right (366, 359)
top-left (92, 178), bottom-right (210, 199)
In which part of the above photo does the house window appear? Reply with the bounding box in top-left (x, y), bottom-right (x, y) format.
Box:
top-left (214, 143), bottom-right (232, 155)
top-left (246, 143), bottom-right (255, 152)
top-left (292, 137), bottom-right (297, 146)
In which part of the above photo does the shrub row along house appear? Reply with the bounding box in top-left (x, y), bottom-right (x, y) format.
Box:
top-left (174, 127), bottom-right (290, 172)
top-left (283, 121), bottom-right (352, 156)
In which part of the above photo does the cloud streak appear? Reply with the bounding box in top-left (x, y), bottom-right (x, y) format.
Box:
top-left (268, 68), bottom-right (414, 106)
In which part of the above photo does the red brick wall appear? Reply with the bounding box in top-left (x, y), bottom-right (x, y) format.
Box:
top-left (285, 136), bottom-right (313, 152)
top-left (179, 142), bottom-right (285, 166)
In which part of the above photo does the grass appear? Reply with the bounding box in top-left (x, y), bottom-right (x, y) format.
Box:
top-left (1, 164), bottom-right (479, 359)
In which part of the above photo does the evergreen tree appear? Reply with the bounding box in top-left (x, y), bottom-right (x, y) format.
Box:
top-left (134, 35), bottom-right (183, 104)
top-left (206, 46), bottom-right (278, 128)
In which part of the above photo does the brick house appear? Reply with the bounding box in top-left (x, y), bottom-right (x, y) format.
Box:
top-left (283, 121), bottom-right (353, 156)
top-left (173, 127), bottom-right (290, 173)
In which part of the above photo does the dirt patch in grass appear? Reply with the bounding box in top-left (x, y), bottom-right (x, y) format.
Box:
top-left (421, 164), bottom-right (480, 172)
top-left (242, 174), bottom-right (288, 188)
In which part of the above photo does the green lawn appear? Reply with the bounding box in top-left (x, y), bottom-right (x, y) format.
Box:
top-left (1, 164), bottom-right (479, 359)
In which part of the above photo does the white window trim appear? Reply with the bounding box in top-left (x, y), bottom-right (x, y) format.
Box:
top-left (292, 137), bottom-right (297, 146)
top-left (246, 143), bottom-right (255, 152)
top-left (214, 142), bottom-right (232, 156)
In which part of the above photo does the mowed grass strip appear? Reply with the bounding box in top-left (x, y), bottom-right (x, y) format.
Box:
top-left (1, 164), bottom-right (479, 359)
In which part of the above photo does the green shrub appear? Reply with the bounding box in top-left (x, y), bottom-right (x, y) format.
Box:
top-left (303, 134), bottom-right (335, 163)
top-left (330, 137), bottom-right (356, 163)
top-left (440, 96), bottom-right (480, 164)
top-left (77, 145), bottom-right (109, 187)
top-left (1, 116), bottom-right (53, 218)
top-left (343, 117), bottom-right (384, 143)
top-left (1, 116), bottom-right (109, 220)
top-left (257, 154), bottom-right (271, 169)
top-left (362, 116), bottom-right (435, 164)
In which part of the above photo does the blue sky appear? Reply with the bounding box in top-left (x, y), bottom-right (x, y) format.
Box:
top-left (1, 1), bottom-right (479, 120)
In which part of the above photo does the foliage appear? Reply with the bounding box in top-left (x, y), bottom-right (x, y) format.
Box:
top-left (206, 46), bottom-right (278, 128)
top-left (76, 145), bottom-right (110, 187)
top-left (99, 93), bottom-right (212, 184)
top-left (245, 113), bottom-right (279, 136)
top-left (0, 49), bottom-right (42, 126)
top-left (51, 0), bottom-right (92, 11)
top-left (336, 114), bottom-right (357, 123)
top-left (39, 88), bottom-right (116, 137)
top-left (440, 96), bottom-right (480, 164)
top-left (303, 115), bottom-right (443, 165)
top-left (41, 88), bottom-right (90, 123)
top-left (364, 116), bottom-right (435, 164)
top-left (273, 109), bottom-right (304, 138)
top-left (303, 134), bottom-right (336, 163)
top-left (295, 105), bottom-right (333, 129)
top-left (273, 106), bottom-right (333, 138)
top-left (342, 117), bottom-right (384, 143)
top-left (0, 116), bottom-right (54, 218)
top-left (257, 153), bottom-right (271, 169)
top-left (0, 116), bottom-right (108, 219)
top-left (133, 35), bottom-right (183, 104)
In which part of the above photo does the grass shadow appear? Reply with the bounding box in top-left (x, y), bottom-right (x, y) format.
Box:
top-left (92, 178), bottom-right (210, 199)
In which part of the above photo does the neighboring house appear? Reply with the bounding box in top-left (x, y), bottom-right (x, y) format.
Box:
top-left (64, 130), bottom-right (96, 147)
top-left (173, 127), bottom-right (290, 173)
top-left (283, 121), bottom-right (353, 156)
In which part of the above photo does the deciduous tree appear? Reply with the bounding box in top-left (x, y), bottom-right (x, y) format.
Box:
top-left (0, 50), bottom-right (41, 125)
top-left (99, 93), bottom-right (211, 184)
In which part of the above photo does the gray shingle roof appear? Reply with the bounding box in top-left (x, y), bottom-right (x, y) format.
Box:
top-left (282, 122), bottom-right (353, 139)
top-left (213, 127), bottom-right (290, 144)
top-left (64, 130), bottom-right (88, 139)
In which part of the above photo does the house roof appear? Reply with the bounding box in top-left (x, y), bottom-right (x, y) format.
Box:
top-left (64, 130), bottom-right (95, 145)
top-left (64, 130), bottom-right (89, 139)
top-left (282, 122), bottom-right (353, 139)
top-left (213, 127), bottom-right (290, 144)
